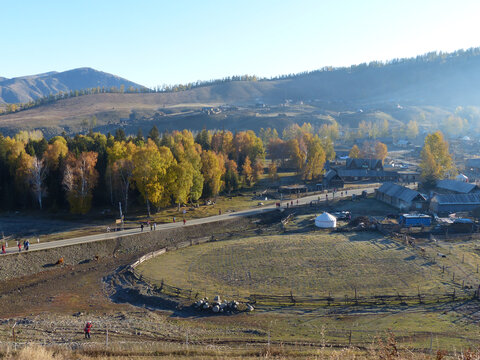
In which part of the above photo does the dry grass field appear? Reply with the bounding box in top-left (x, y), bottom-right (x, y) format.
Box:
top-left (136, 231), bottom-right (458, 299)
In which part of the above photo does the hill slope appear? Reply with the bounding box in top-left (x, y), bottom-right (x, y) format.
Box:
top-left (0, 68), bottom-right (143, 104)
top-left (2, 49), bottom-right (480, 135)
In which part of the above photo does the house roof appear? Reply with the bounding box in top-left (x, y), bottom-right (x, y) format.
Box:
top-left (324, 169), bottom-right (342, 181)
top-left (377, 182), bottom-right (426, 203)
top-left (337, 169), bottom-right (398, 177)
top-left (466, 158), bottom-right (480, 168)
top-left (436, 179), bottom-right (478, 194)
top-left (346, 158), bottom-right (382, 169)
top-left (432, 193), bottom-right (480, 205)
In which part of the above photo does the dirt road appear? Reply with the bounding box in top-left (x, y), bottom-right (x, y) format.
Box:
top-left (2, 186), bottom-right (378, 255)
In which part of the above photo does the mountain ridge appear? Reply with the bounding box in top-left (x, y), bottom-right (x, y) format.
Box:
top-left (0, 67), bottom-right (143, 104)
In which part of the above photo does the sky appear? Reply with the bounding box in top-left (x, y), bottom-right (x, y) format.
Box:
top-left (2, 0), bottom-right (480, 88)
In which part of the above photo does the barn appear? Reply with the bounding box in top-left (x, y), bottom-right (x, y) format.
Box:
top-left (429, 193), bottom-right (480, 214)
top-left (376, 182), bottom-right (427, 211)
top-left (323, 170), bottom-right (344, 189)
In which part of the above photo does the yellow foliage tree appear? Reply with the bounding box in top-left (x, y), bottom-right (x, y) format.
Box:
top-left (302, 136), bottom-right (326, 181)
top-left (374, 142), bottom-right (388, 162)
top-left (420, 131), bottom-right (454, 187)
top-left (349, 145), bottom-right (360, 159)
top-left (268, 161), bottom-right (279, 182)
top-left (44, 137), bottom-right (68, 170)
top-left (132, 140), bottom-right (175, 216)
top-left (242, 156), bottom-right (254, 186)
top-left (201, 150), bottom-right (225, 198)
top-left (63, 152), bottom-right (99, 214)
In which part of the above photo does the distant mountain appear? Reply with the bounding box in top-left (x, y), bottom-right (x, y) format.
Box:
top-left (2, 48), bottom-right (480, 136)
top-left (0, 68), bottom-right (143, 104)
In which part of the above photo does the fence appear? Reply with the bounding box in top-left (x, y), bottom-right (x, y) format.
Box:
top-left (127, 220), bottom-right (479, 309)
top-left (129, 264), bottom-right (476, 308)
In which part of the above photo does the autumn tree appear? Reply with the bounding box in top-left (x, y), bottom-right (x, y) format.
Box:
top-left (211, 130), bottom-right (234, 158)
top-left (441, 115), bottom-right (467, 137)
top-left (253, 159), bottom-right (264, 182)
top-left (287, 139), bottom-right (305, 172)
top-left (320, 137), bottom-right (336, 161)
top-left (223, 159), bottom-right (240, 194)
top-left (268, 161), bottom-right (279, 182)
top-left (258, 127), bottom-right (279, 145)
top-left (169, 130), bottom-right (204, 204)
top-left (201, 150), bottom-right (225, 198)
top-left (132, 140), bottom-right (175, 216)
top-left (107, 141), bottom-right (136, 214)
top-left (302, 136), bottom-right (326, 181)
top-left (349, 145), bottom-right (360, 159)
top-left (318, 121), bottom-right (339, 141)
top-left (374, 142), bottom-right (388, 162)
top-left (63, 151), bottom-right (99, 214)
top-left (420, 131), bottom-right (454, 187)
top-left (242, 156), bottom-right (254, 186)
top-left (405, 120), bottom-right (419, 139)
top-left (44, 137), bottom-right (68, 170)
top-left (195, 128), bottom-right (212, 150)
top-left (233, 130), bottom-right (265, 166)
top-left (27, 157), bottom-right (48, 209)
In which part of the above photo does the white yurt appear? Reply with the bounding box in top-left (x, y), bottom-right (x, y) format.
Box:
top-left (315, 212), bottom-right (337, 228)
top-left (456, 173), bottom-right (469, 182)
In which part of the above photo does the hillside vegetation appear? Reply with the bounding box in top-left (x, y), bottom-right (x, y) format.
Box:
top-left (2, 48), bottom-right (480, 135)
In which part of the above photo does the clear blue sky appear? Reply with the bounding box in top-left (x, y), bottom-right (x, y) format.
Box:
top-left (2, 0), bottom-right (480, 87)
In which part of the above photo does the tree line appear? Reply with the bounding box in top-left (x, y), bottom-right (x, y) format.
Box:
top-left (0, 123), bottom-right (334, 215)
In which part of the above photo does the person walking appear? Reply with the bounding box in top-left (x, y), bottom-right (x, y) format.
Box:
top-left (17, 242), bottom-right (21, 252)
top-left (140, 223), bottom-right (144, 232)
top-left (24, 240), bottom-right (29, 251)
top-left (1, 244), bottom-right (5, 254)
top-left (153, 223), bottom-right (156, 230)
top-left (173, 217), bottom-right (176, 223)
top-left (183, 218), bottom-right (186, 225)
top-left (84, 321), bottom-right (92, 339)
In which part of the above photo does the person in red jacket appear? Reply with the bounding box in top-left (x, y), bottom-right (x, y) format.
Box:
top-left (84, 321), bottom-right (92, 339)
top-left (1, 244), bottom-right (5, 254)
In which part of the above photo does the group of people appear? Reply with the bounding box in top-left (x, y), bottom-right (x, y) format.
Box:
top-left (1, 239), bottom-right (32, 254)
top-left (140, 220), bottom-right (160, 232)
top-left (18, 240), bottom-right (29, 252)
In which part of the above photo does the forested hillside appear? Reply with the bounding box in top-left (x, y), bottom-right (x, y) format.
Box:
top-left (1, 48), bottom-right (480, 136)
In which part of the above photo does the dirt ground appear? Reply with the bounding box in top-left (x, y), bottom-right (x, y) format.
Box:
top-left (1, 202), bottom-right (480, 358)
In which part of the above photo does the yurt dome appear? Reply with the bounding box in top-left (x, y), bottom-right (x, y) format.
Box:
top-left (315, 212), bottom-right (337, 228)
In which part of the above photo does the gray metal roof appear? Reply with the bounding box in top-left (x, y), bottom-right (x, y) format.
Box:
top-left (337, 169), bottom-right (398, 177)
top-left (346, 158), bottom-right (383, 170)
top-left (432, 193), bottom-right (480, 205)
top-left (436, 179), bottom-right (478, 194)
top-left (377, 182), bottom-right (426, 202)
